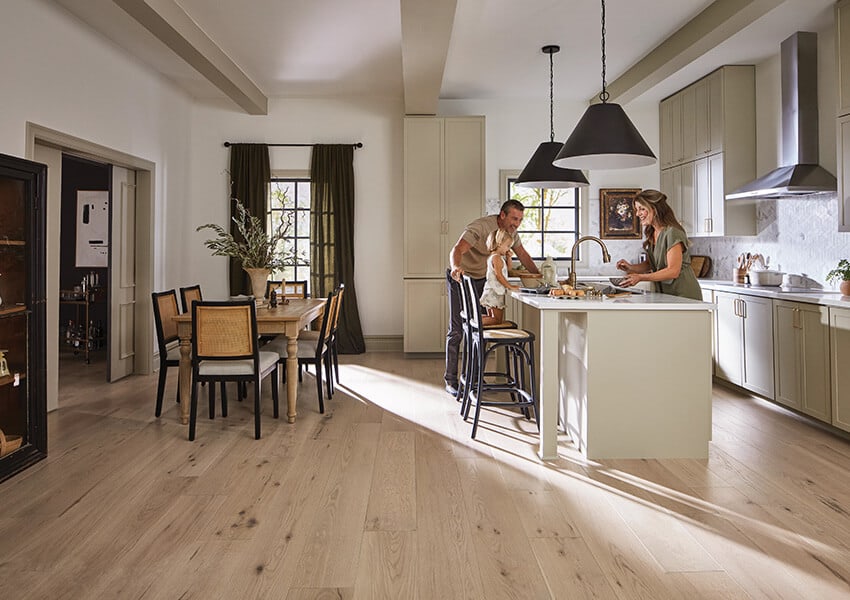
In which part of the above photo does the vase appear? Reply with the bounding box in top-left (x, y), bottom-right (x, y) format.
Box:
top-left (841, 280), bottom-right (850, 296)
top-left (244, 267), bottom-right (271, 304)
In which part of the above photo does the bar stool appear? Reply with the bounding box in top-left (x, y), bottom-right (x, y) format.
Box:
top-left (459, 275), bottom-right (538, 439)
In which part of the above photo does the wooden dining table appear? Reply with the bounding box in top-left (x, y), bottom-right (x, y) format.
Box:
top-left (172, 298), bottom-right (326, 427)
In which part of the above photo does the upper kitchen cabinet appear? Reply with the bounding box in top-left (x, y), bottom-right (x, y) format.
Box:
top-left (836, 0), bottom-right (850, 118)
top-left (403, 116), bottom-right (485, 277)
top-left (836, 1), bottom-right (850, 230)
top-left (659, 65), bottom-right (756, 237)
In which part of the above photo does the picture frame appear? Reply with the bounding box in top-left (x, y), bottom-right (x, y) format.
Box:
top-left (599, 188), bottom-right (641, 239)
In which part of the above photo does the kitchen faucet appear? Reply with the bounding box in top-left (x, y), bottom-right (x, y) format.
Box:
top-left (567, 235), bottom-right (611, 288)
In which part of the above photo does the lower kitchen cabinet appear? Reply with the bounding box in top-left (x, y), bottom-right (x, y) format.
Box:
top-left (403, 278), bottom-right (447, 353)
top-left (773, 301), bottom-right (831, 421)
top-left (714, 291), bottom-right (774, 398)
top-left (831, 306), bottom-right (850, 432)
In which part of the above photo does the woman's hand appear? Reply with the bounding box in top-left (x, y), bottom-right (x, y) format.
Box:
top-left (616, 259), bottom-right (632, 272)
top-left (621, 273), bottom-right (642, 287)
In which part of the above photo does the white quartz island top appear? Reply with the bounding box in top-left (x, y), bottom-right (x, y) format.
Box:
top-left (511, 289), bottom-right (714, 460)
top-left (512, 289), bottom-right (715, 311)
top-left (699, 280), bottom-right (850, 309)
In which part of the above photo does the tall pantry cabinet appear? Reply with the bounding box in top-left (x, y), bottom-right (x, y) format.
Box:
top-left (836, 0), bottom-right (850, 230)
top-left (403, 116), bottom-right (485, 352)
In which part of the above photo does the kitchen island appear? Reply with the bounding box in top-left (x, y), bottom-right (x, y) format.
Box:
top-left (512, 290), bottom-right (715, 460)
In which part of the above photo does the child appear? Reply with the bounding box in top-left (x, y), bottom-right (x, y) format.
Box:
top-left (479, 228), bottom-right (519, 326)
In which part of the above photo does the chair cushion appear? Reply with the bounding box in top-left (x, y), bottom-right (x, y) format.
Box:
top-left (198, 351), bottom-right (279, 376)
top-left (263, 337), bottom-right (322, 359)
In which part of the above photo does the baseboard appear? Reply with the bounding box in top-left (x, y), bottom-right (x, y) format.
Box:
top-left (364, 335), bottom-right (403, 353)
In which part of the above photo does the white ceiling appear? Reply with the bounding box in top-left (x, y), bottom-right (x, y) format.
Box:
top-left (49, 0), bottom-right (837, 114)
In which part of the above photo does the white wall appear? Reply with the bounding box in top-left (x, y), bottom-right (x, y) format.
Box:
top-left (187, 97), bottom-right (405, 336)
top-left (1, 0), bottom-right (193, 409)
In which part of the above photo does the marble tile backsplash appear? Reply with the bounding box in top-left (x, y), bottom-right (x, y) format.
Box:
top-left (488, 193), bottom-right (850, 287)
top-left (689, 193), bottom-right (848, 288)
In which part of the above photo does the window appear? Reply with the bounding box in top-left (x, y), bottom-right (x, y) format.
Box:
top-left (269, 177), bottom-right (311, 289)
top-left (506, 178), bottom-right (580, 261)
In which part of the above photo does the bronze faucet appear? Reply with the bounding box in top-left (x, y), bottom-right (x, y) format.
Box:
top-left (567, 235), bottom-right (611, 288)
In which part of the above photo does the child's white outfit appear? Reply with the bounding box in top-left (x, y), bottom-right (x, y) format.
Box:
top-left (479, 255), bottom-right (509, 309)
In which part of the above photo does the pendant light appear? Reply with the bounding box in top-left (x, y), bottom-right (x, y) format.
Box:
top-left (516, 45), bottom-right (589, 188)
top-left (552, 0), bottom-right (656, 170)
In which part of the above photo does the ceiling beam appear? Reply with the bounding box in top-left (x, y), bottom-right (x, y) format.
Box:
top-left (112, 0), bottom-right (268, 115)
top-left (400, 0), bottom-right (457, 115)
top-left (595, 0), bottom-right (784, 104)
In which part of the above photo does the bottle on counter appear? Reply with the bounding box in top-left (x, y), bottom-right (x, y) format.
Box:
top-left (541, 256), bottom-right (557, 287)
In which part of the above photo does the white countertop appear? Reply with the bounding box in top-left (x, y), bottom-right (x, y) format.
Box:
top-left (699, 280), bottom-right (850, 309)
top-left (511, 289), bottom-right (713, 311)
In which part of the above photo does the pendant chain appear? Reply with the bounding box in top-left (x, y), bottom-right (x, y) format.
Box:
top-left (600, 0), bottom-right (609, 103)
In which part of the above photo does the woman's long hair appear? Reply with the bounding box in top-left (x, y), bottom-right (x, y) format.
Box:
top-left (636, 189), bottom-right (688, 253)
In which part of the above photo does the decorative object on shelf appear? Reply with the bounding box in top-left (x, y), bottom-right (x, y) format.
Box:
top-left (516, 45), bottom-right (588, 189)
top-left (0, 349), bottom-right (9, 377)
top-left (552, 0), bottom-right (655, 170)
top-left (599, 188), bottom-right (641, 239)
top-left (0, 429), bottom-right (23, 458)
top-left (826, 259), bottom-right (850, 295)
top-left (197, 199), bottom-right (297, 303)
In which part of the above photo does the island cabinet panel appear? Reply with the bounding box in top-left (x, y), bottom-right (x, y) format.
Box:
top-left (0, 153), bottom-right (47, 483)
top-left (831, 306), bottom-right (850, 432)
top-left (659, 66), bottom-right (756, 237)
top-left (773, 301), bottom-right (831, 422)
top-left (714, 291), bottom-right (774, 399)
top-left (403, 116), bottom-right (484, 352)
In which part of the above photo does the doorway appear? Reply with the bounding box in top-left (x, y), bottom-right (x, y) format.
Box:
top-left (27, 122), bottom-right (155, 413)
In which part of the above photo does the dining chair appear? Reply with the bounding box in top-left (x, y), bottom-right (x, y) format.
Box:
top-left (296, 282), bottom-right (344, 392)
top-left (179, 284), bottom-right (203, 314)
top-left (264, 288), bottom-right (337, 413)
top-left (459, 275), bottom-right (537, 439)
top-left (151, 290), bottom-right (181, 417)
top-left (189, 300), bottom-right (280, 441)
top-left (265, 280), bottom-right (308, 300)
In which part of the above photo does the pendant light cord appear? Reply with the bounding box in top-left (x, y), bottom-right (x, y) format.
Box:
top-left (549, 48), bottom-right (555, 142)
top-left (599, 0), bottom-right (609, 103)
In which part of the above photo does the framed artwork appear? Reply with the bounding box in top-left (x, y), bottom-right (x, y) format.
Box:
top-left (599, 188), bottom-right (641, 239)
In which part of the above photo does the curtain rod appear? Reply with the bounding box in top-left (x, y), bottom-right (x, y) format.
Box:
top-left (223, 142), bottom-right (363, 148)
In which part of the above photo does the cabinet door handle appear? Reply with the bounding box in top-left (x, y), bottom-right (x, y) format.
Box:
top-left (740, 299), bottom-right (747, 319)
top-left (733, 298), bottom-right (740, 317)
top-left (707, 218), bottom-right (713, 232)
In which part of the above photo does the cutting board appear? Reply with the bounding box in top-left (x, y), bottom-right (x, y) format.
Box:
top-left (690, 255), bottom-right (712, 278)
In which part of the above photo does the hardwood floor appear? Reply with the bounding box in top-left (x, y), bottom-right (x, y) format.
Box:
top-left (2, 351), bottom-right (850, 598)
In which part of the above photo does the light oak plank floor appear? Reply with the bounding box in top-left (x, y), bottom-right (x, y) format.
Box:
top-left (2, 350), bottom-right (850, 599)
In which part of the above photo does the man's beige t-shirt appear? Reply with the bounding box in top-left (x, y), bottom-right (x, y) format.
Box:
top-left (457, 215), bottom-right (523, 279)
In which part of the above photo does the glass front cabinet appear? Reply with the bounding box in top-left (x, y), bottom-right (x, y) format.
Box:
top-left (0, 153), bottom-right (47, 483)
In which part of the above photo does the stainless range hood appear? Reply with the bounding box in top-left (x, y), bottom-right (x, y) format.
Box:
top-left (726, 32), bottom-right (836, 200)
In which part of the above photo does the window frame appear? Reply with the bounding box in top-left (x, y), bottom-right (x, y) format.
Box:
top-left (269, 169), bottom-right (311, 289)
top-left (498, 169), bottom-right (589, 264)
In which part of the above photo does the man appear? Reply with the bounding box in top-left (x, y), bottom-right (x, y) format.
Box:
top-left (444, 199), bottom-right (540, 396)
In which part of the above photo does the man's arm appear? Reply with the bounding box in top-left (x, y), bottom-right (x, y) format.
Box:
top-left (449, 236), bottom-right (472, 281)
top-left (512, 245), bottom-right (540, 273)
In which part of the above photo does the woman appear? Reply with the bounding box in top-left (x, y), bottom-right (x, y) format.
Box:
top-left (616, 189), bottom-right (702, 301)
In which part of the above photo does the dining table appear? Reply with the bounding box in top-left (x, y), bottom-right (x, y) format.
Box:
top-left (172, 298), bottom-right (326, 429)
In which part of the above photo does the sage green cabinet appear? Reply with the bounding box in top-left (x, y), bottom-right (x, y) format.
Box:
top-left (773, 301), bottom-right (831, 421)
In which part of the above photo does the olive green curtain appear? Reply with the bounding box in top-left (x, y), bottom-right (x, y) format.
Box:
top-left (228, 144), bottom-right (270, 295)
top-left (310, 144), bottom-right (365, 354)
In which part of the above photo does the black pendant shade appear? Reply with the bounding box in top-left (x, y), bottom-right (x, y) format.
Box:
top-left (516, 142), bottom-right (589, 188)
top-left (553, 0), bottom-right (656, 171)
top-left (516, 44), bottom-right (589, 189)
top-left (552, 103), bottom-right (656, 170)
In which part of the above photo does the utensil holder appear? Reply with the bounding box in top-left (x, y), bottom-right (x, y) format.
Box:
top-left (732, 268), bottom-right (747, 284)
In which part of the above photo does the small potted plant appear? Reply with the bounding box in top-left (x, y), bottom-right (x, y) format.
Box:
top-left (197, 199), bottom-right (295, 301)
top-left (826, 259), bottom-right (850, 296)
